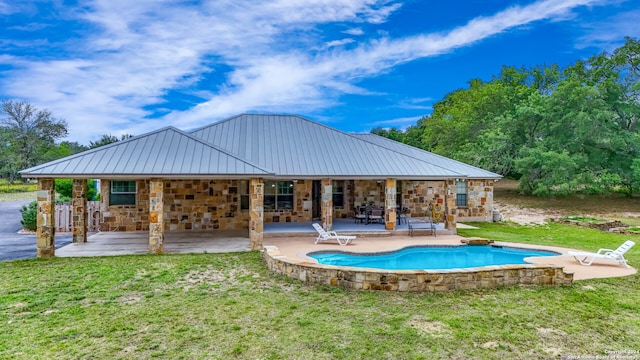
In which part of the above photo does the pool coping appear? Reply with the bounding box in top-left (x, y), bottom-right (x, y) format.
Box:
top-left (262, 235), bottom-right (637, 291)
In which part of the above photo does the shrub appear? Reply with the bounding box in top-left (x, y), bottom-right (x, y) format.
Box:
top-left (20, 201), bottom-right (37, 231)
top-left (55, 179), bottom-right (97, 200)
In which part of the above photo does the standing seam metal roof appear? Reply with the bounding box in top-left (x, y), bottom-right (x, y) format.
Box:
top-left (20, 126), bottom-right (272, 177)
top-left (189, 114), bottom-right (476, 178)
top-left (20, 114), bottom-right (501, 179)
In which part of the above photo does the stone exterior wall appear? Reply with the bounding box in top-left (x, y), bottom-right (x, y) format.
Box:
top-left (455, 180), bottom-right (494, 222)
top-left (399, 180), bottom-right (446, 218)
top-left (263, 245), bottom-right (574, 292)
top-left (353, 180), bottom-right (384, 208)
top-left (100, 179), bottom-right (150, 231)
top-left (264, 180), bottom-right (313, 223)
top-left (163, 180), bottom-right (248, 230)
top-left (333, 180), bottom-right (353, 219)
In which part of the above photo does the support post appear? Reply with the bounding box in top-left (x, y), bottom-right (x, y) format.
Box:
top-left (445, 180), bottom-right (457, 231)
top-left (149, 179), bottom-right (164, 254)
top-left (385, 178), bottom-right (397, 231)
top-left (72, 179), bottom-right (87, 243)
top-left (36, 178), bottom-right (56, 258)
top-left (321, 178), bottom-right (333, 230)
top-left (249, 178), bottom-right (264, 250)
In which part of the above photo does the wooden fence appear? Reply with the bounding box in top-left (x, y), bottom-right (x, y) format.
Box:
top-left (54, 201), bottom-right (101, 232)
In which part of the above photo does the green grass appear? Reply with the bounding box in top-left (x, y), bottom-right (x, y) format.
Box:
top-left (2, 223), bottom-right (640, 359)
top-left (0, 191), bottom-right (37, 202)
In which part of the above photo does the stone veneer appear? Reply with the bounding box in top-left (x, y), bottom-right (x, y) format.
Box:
top-left (97, 178), bottom-right (497, 233)
top-left (72, 179), bottom-right (87, 243)
top-left (455, 180), bottom-right (495, 222)
top-left (399, 180), bottom-right (446, 218)
top-left (163, 180), bottom-right (248, 231)
top-left (262, 245), bottom-right (574, 292)
top-left (264, 180), bottom-right (313, 223)
top-left (100, 179), bottom-right (150, 231)
top-left (36, 179), bottom-right (56, 258)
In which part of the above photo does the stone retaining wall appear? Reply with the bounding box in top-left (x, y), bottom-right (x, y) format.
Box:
top-left (262, 246), bottom-right (573, 292)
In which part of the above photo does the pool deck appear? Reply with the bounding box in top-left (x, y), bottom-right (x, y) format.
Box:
top-left (51, 227), bottom-right (636, 281)
top-left (263, 235), bottom-right (636, 281)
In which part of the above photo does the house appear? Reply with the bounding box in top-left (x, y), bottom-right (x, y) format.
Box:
top-left (20, 114), bottom-right (502, 257)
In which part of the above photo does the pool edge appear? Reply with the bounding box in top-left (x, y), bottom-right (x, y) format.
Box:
top-left (262, 245), bottom-right (574, 292)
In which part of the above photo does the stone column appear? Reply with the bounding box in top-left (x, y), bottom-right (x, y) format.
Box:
top-left (321, 178), bottom-right (333, 230)
top-left (445, 179), bottom-right (457, 231)
top-left (249, 178), bottom-right (264, 250)
top-left (72, 179), bottom-right (87, 243)
top-left (148, 179), bottom-right (164, 254)
top-left (36, 178), bottom-right (56, 258)
top-left (384, 178), bottom-right (397, 231)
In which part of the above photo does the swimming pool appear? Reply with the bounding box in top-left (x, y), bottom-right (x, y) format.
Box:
top-left (310, 245), bottom-right (558, 271)
top-left (262, 242), bottom-right (573, 292)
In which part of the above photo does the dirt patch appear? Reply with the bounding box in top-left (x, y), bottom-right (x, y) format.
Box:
top-left (493, 200), bottom-right (559, 225)
top-left (407, 316), bottom-right (451, 338)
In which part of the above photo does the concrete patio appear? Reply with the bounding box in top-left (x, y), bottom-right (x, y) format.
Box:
top-left (56, 229), bottom-right (251, 257)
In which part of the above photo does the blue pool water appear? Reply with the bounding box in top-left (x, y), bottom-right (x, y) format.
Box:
top-left (309, 245), bottom-right (557, 270)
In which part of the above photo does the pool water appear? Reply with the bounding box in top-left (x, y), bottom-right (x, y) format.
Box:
top-left (310, 245), bottom-right (557, 271)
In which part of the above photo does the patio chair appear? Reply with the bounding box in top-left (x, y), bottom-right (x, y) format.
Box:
top-left (368, 209), bottom-right (383, 224)
top-left (568, 240), bottom-right (635, 268)
top-left (354, 207), bottom-right (367, 224)
top-left (312, 223), bottom-right (356, 246)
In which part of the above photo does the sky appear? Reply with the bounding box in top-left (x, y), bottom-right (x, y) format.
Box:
top-left (1, 0), bottom-right (639, 145)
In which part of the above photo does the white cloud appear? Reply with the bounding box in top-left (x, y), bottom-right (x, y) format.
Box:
top-left (370, 116), bottom-right (423, 129)
top-left (326, 38), bottom-right (356, 48)
top-left (344, 28), bottom-right (365, 36)
top-left (0, 0), bottom-right (607, 142)
top-left (575, 8), bottom-right (640, 51)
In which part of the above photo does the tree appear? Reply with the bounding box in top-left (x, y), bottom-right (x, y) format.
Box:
top-left (89, 133), bottom-right (134, 149)
top-left (1, 100), bottom-right (68, 182)
top-left (371, 37), bottom-right (640, 197)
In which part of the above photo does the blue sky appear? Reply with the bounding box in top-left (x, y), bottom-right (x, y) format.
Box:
top-left (1, 0), bottom-right (639, 144)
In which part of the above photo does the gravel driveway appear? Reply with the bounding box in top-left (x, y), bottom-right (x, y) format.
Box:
top-left (0, 200), bottom-right (72, 261)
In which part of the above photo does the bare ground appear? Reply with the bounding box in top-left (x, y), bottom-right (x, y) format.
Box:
top-left (494, 180), bottom-right (640, 225)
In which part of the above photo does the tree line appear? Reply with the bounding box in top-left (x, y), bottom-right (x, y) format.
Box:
top-left (373, 37), bottom-right (640, 197)
top-left (0, 100), bottom-right (132, 183)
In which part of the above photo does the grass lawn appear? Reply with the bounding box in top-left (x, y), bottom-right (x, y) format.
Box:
top-left (0, 191), bottom-right (36, 202)
top-left (1, 223), bottom-right (639, 359)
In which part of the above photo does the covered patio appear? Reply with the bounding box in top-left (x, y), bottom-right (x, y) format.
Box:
top-left (56, 229), bottom-right (251, 257)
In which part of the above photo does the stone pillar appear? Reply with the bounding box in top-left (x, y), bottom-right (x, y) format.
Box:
top-left (384, 178), bottom-right (397, 231)
top-left (72, 179), bottom-right (87, 243)
top-left (149, 179), bottom-right (164, 254)
top-left (36, 178), bottom-right (56, 258)
top-left (445, 180), bottom-right (457, 231)
top-left (321, 178), bottom-right (333, 230)
top-left (249, 178), bottom-right (264, 250)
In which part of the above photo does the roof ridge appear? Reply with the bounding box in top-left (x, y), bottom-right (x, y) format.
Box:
top-left (188, 114), bottom-right (467, 177)
top-left (173, 126), bottom-right (273, 174)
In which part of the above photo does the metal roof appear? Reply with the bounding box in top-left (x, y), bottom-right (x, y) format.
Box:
top-left (190, 114), bottom-right (468, 178)
top-left (20, 127), bottom-right (272, 178)
top-left (350, 133), bottom-right (502, 179)
top-left (21, 114), bottom-right (501, 179)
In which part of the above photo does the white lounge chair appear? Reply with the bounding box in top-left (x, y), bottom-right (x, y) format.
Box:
top-left (568, 240), bottom-right (635, 268)
top-left (312, 223), bottom-right (356, 246)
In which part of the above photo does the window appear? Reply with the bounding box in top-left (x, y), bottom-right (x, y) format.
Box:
top-left (332, 180), bottom-right (344, 207)
top-left (456, 180), bottom-right (467, 207)
top-left (240, 180), bottom-right (249, 210)
top-left (264, 181), bottom-right (293, 210)
top-left (110, 180), bottom-right (137, 206)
